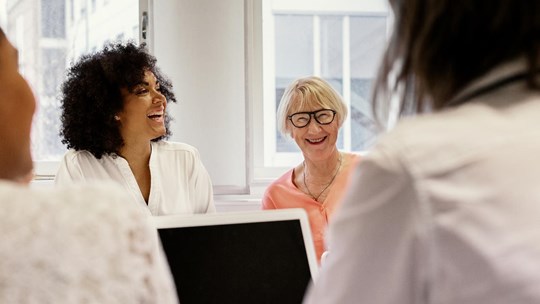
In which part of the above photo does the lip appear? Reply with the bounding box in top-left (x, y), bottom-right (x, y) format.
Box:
top-left (147, 106), bottom-right (165, 116)
top-left (148, 115), bottom-right (164, 123)
top-left (305, 136), bottom-right (327, 145)
top-left (147, 106), bottom-right (165, 123)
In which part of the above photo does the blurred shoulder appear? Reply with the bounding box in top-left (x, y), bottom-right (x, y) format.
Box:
top-left (0, 180), bottom-right (141, 220)
top-left (368, 101), bottom-right (520, 175)
top-left (61, 149), bottom-right (100, 163)
top-left (153, 141), bottom-right (200, 156)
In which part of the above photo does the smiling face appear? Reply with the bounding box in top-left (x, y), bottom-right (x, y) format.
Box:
top-left (117, 70), bottom-right (167, 144)
top-left (0, 29), bottom-right (36, 181)
top-left (289, 98), bottom-right (340, 162)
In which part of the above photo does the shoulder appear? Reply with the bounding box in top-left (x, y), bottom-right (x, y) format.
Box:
top-left (152, 141), bottom-right (200, 157)
top-left (0, 180), bottom-right (142, 226)
top-left (60, 149), bottom-right (108, 165)
top-left (264, 168), bottom-right (295, 197)
top-left (371, 103), bottom-right (505, 174)
top-left (380, 85), bottom-right (540, 162)
top-left (0, 181), bottom-right (176, 303)
top-left (342, 152), bottom-right (361, 169)
top-left (268, 168), bottom-right (294, 187)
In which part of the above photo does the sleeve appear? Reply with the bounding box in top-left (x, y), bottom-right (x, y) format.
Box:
top-left (54, 151), bottom-right (85, 185)
top-left (261, 187), bottom-right (277, 210)
top-left (0, 182), bottom-right (179, 303)
top-left (303, 145), bottom-right (429, 304)
top-left (108, 188), bottom-right (180, 303)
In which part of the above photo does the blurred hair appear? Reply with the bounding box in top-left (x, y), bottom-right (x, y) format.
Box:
top-left (277, 76), bottom-right (348, 137)
top-left (60, 41), bottom-right (176, 158)
top-left (373, 0), bottom-right (540, 124)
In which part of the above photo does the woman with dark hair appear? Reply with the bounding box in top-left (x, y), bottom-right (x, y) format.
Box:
top-left (55, 42), bottom-right (215, 216)
top-left (304, 0), bottom-right (540, 303)
top-left (0, 28), bottom-right (178, 303)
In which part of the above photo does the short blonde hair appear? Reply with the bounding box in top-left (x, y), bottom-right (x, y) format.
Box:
top-left (277, 76), bottom-right (348, 137)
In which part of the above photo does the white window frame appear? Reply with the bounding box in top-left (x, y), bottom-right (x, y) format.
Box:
top-left (29, 0), bottom-right (393, 201)
top-left (252, 0), bottom-right (390, 185)
top-left (26, 0), bottom-right (143, 180)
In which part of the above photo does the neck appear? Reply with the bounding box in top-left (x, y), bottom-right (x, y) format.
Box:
top-left (302, 152), bottom-right (343, 202)
top-left (303, 151), bottom-right (341, 178)
top-left (118, 141), bottom-right (152, 166)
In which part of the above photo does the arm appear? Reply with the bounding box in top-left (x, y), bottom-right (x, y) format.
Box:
top-left (303, 146), bottom-right (430, 304)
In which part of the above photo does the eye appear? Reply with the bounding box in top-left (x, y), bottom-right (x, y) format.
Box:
top-left (133, 85), bottom-right (148, 95)
top-left (316, 113), bottom-right (329, 119)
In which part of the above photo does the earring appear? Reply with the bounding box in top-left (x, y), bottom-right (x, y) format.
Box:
top-left (114, 115), bottom-right (120, 121)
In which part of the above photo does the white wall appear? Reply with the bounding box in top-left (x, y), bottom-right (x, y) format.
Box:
top-left (146, 0), bottom-right (249, 195)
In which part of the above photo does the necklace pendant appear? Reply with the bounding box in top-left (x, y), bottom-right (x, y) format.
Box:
top-left (302, 153), bottom-right (343, 203)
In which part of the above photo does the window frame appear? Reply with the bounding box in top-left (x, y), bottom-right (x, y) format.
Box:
top-left (251, 0), bottom-right (391, 185)
top-left (22, 0), bottom-right (142, 179)
top-left (27, 0), bottom-right (392, 197)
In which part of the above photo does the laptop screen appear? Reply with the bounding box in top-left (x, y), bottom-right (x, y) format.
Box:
top-left (153, 209), bottom-right (318, 304)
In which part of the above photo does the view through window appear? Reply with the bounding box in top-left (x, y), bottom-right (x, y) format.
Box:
top-left (1, 0), bottom-right (138, 162)
top-left (263, 0), bottom-right (389, 166)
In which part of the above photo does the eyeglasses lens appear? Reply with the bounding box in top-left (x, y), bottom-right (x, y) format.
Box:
top-left (290, 109), bottom-right (335, 128)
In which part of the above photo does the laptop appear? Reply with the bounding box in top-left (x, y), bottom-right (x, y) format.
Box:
top-left (153, 208), bottom-right (319, 304)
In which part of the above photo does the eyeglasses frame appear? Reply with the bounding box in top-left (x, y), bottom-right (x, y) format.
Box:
top-left (287, 109), bottom-right (337, 128)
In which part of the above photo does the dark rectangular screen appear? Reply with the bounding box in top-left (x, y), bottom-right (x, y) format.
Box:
top-left (158, 220), bottom-right (313, 304)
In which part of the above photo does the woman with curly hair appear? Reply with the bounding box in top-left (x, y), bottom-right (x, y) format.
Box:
top-left (55, 42), bottom-right (215, 216)
top-left (0, 28), bottom-right (178, 303)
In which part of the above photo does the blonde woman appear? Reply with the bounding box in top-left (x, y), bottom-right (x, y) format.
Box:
top-left (262, 76), bottom-right (360, 263)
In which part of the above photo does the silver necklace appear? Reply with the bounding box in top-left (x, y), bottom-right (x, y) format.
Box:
top-left (303, 153), bottom-right (343, 202)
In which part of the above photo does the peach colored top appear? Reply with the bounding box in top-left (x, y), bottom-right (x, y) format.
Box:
top-left (261, 154), bottom-right (360, 263)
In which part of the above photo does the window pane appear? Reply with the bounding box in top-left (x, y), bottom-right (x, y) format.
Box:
top-left (275, 14), bottom-right (314, 83)
top-left (36, 49), bottom-right (66, 159)
top-left (275, 14), bottom-right (313, 152)
top-left (41, 0), bottom-right (65, 38)
top-left (2, 0), bottom-right (139, 162)
top-left (320, 16), bottom-right (344, 150)
top-left (320, 16), bottom-right (342, 80)
top-left (350, 16), bottom-right (386, 151)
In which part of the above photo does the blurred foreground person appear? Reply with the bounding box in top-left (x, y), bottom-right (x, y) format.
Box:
top-left (304, 0), bottom-right (540, 303)
top-left (0, 27), bottom-right (178, 303)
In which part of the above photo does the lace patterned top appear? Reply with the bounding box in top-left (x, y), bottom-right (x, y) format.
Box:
top-left (0, 180), bottom-right (178, 304)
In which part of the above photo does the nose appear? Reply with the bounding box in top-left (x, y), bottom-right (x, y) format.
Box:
top-left (306, 116), bottom-right (322, 133)
top-left (152, 90), bottom-right (166, 105)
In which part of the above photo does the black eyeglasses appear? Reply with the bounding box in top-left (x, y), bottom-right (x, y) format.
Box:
top-left (287, 109), bottom-right (336, 128)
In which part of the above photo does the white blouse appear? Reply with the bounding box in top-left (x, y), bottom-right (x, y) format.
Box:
top-left (55, 141), bottom-right (215, 216)
top-left (0, 180), bottom-right (178, 303)
top-left (304, 60), bottom-right (540, 304)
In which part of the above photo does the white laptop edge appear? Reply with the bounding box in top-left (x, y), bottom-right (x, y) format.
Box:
top-left (152, 208), bottom-right (319, 281)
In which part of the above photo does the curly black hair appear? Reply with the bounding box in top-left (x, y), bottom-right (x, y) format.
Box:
top-left (59, 41), bottom-right (176, 158)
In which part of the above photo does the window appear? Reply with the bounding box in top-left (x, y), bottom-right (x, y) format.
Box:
top-left (1, 0), bottom-right (139, 176)
top-left (41, 0), bottom-right (65, 38)
top-left (1, 0), bottom-right (390, 197)
top-left (261, 0), bottom-right (389, 168)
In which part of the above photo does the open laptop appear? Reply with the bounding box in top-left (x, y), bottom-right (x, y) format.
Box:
top-left (153, 208), bottom-right (318, 304)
